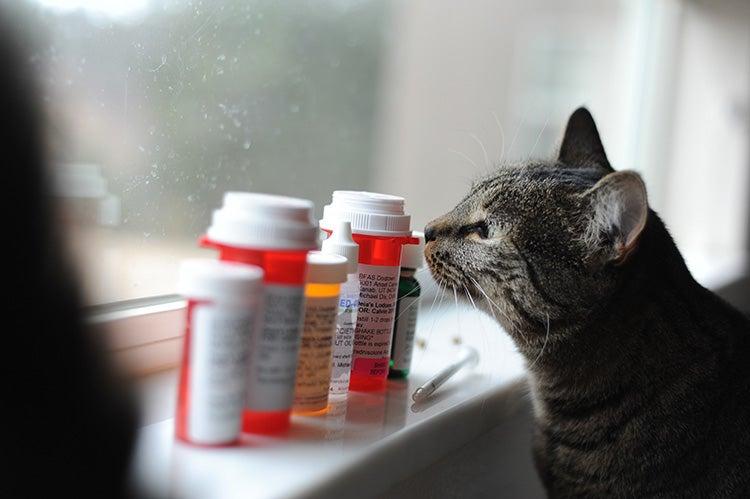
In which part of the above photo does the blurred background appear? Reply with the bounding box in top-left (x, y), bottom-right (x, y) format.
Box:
top-left (4, 0), bottom-right (749, 309)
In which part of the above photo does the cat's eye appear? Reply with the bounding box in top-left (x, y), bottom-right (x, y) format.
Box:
top-left (458, 221), bottom-right (489, 239)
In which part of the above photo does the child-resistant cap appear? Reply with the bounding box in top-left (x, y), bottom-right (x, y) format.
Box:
top-left (400, 231), bottom-right (425, 269)
top-left (306, 251), bottom-right (349, 284)
top-left (320, 190), bottom-right (412, 237)
top-left (178, 259), bottom-right (264, 303)
top-left (206, 192), bottom-right (318, 250)
top-left (321, 221), bottom-right (359, 274)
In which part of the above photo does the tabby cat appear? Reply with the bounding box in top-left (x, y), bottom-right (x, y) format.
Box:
top-left (424, 108), bottom-right (750, 497)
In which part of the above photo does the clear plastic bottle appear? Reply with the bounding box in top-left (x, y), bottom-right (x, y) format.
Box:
top-left (330, 272), bottom-right (360, 394)
top-left (293, 252), bottom-right (348, 415)
top-left (322, 221), bottom-right (361, 395)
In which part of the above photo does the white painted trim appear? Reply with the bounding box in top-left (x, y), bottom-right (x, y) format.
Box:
top-left (88, 299), bottom-right (186, 375)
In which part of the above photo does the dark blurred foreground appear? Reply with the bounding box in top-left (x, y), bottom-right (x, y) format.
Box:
top-left (0, 11), bottom-right (137, 499)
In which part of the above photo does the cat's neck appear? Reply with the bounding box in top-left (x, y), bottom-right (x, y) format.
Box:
top-left (524, 212), bottom-right (735, 396)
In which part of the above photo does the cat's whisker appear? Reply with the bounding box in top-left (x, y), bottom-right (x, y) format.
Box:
top-left (462, 282), bottom-right (494, 401)
top-left (417, 280), bottom-right (441, 295)
top-left (468, 277), bottom-right (499, 321)
top-left (465, 284), bottom-right (499, 417)
top-left (468, 276), bottom-right (510, 324)
top-left (491, 110), bottom-right (506, 163)
top-left (414, 267), bottom-right (434, 276)
top-left (529, 116), bottom-right (549, 159)
top-left (447, 148), bottom-right (480, 171)
top-left (392, 285), bottom-right (422, 323)
top-left (452, 285), bottom-right (461, 341)
top-left (415, 282), bottom-right (448, 368)
top-left (469, 275), bottom-right (528, 350)
top-left (462, 283), bottom-right (478, 312)
top-left (506, 114), bottom-right (524, 161)
top-left (527, 312), bottom-right (550, 370)
top-left (468, 278), bottom-right (505, 342)
top-left (467, 132), bottom-right (490, 169)
top-left (425, 280), bottom-right (444, 318)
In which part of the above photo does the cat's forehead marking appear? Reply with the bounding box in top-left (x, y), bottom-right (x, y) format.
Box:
top-left (451, 192), bottom-right (488, 224)
top-left (471, 162), bottom-right (605, 210)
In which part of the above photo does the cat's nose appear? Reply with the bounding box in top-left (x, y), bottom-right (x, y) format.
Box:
top-left (424, 226), bottom-right (438, 243)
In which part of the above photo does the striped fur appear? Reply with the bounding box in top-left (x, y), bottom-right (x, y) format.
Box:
top-left (425, 108), bottom-right (750, 497)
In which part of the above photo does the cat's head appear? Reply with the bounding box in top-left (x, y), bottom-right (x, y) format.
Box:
top-left (425, 108), bottom-right (649, 346)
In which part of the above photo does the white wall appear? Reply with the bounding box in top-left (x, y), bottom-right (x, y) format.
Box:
top-left (373, 0), bottom-right (659, 231)
top-left (661, 0), bottom-right (750, 280)
top-left (373, 0), bottom-right (750, 285)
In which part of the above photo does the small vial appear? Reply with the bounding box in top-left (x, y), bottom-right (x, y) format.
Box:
top-left (321, 221), bottom-right (360, 396)
top-left (293, 252), bottom-right (348, 415)
top-left (175, 259), bottom-right (263, 446)
top-left (389, 232), bottom-right (425, 379)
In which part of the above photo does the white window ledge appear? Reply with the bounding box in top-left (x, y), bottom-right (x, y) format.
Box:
top-left (130, 305), bottom-right (530, 499)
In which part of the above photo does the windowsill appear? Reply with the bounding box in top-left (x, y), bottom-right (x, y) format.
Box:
top-left (130, 305), bottom-right (529, 499)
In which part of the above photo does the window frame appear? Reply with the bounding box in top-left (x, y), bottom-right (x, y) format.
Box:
top-left (88, 296), bottom-right (186, 375)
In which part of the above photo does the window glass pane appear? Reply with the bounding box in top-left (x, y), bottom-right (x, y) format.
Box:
top-left (17, 0), bottom-right (388, 304)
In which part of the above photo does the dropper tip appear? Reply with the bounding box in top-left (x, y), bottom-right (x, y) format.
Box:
top-left (334, 220), bottom-right (352, 239)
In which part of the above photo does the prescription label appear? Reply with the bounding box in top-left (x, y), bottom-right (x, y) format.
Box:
top-left (351, 264), bottom-right (400, 378)
top-left (189, 304), bottom-right (255, 443)
top-left (245, 284), bottom-right (305, 411)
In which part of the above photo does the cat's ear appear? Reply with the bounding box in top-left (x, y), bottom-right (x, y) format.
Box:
top-left (582, 171), bottom-right (648, 263)
top-left (558, 107), bottom-right (613, 171)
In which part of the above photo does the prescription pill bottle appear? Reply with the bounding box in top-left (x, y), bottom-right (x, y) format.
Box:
top-left (320, 191), bottom-right (418, 392)
top-left (175, 259), bottom-right (263, 446)
top-left (200, 192), bottom-right (318, 434)
top-left (293, 252), bottom-right (348, 415)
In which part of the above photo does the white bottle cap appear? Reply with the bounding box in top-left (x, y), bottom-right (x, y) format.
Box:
top-left (306, 251), bottom-right (349, 284)
top-left (321, 221), bottom-right (359, 274)
top-left (206, 192), bottom-right (318, 250)
top-left (178, 259), bottom-right (264, 304)
top-left (320, 190), bottom-right (412, 237)
top-left (400, 231), bottom-right (425, 269)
